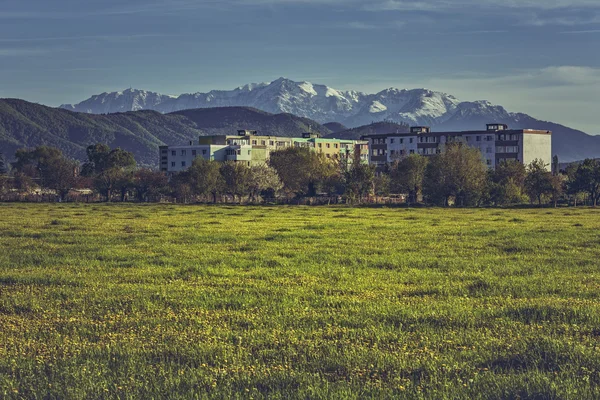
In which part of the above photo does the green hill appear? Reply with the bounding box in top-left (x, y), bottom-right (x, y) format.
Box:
top-left (0, 99), bottom-right (331, 166)
top-left (325, 121), bottom-right (410, 140)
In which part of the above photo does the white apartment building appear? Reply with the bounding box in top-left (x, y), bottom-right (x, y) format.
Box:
top-left (363, 124), bottom-right (552, 170)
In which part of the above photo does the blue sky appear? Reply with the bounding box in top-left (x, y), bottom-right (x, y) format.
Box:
top-left (0, 0), bottom-right (599, 133)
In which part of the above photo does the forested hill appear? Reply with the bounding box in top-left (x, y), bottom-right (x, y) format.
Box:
top-left (325, 121), bottom-right (410, 140)
top-left (0, 99), bottom-right (331, 166)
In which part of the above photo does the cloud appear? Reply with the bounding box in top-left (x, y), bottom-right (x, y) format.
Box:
top-left (0, 34), bottom-right (179, 43)
top-left (523, 13), bottom-right (600, 26)
top-left (3, 0), bottom-right (600, 19)
top-left (365, 0), bottom-right (600, 11)
top-left (341, 21), bottom-right (406, 30)
top-left (0, 48), bottom-right (51, 56)
top-left (561, 29), bottom-right (600, 34)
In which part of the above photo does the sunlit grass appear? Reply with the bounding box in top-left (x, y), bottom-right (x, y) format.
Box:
top-left (1, 204), bottom-right (599, 399)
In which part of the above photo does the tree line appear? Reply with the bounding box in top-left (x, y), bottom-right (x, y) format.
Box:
top-left (1, 143), bottom-right (600, 206)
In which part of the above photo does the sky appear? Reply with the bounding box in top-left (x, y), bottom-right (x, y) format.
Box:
top-left (0, 0), bottom-right (599, 133)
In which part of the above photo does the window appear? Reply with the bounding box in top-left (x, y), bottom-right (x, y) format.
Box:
top-left (326, 154), bottom-right (330, 158)
top-left (476, 136), bottom-right (481, 142)
top-left (465, 136), bottom-right (471, 142)
top-left (161, 156), bottom-right (167, 161)
top-left (248, 150), bottom-right (251, 155)
top-left (372, 150), bottom-right (378, 156)
top-left (487, 135), bottom-right (494, 141)
top-left (269, 141), bottom-right (274, 146)
top-left (181, 161), bottom-right (186, 167)
top-left (511, 134), bottom-right (519, 141)
top-left (227, 140), bottom-right (231, 145)
top-left (496, 146), bottom-right (505, 153)
top-left (409, 138), bottom-right (413, 144)
top-left (486, 159), bottom-right (492, 166)
top-left (318, 143), bottom-right (322, 148)
top-left (171, 162), bottom-right (176, 167)
top-left (261, 140), bottom-right (266, 146)
top-left (192, 150), bottom-right (197, 156)
top-left (400, 138), bottom-right (404, 144)
top-left (410, 150), bottom-right (415, 154)
top-left (171, 151), bottom-right (176, 156)
top-left (326, 143), bottom-right (330, 148)
top-left (390, 150), bottom-right (395, 155)
top-left (334, 144), bottom-right (338, 149)
top-left (237, 150), bottom-right (241, 155)
top-left (202, 149), bottom-right (207, 155)
top-left (252, 140), bottom-right (257, 145)
top-left (181, 150), bottom-right (186, 156)
top-left (390, 138), bottom-right (395, 144)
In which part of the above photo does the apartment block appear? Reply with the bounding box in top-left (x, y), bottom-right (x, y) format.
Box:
top-left (292, 133), bottom-right (369, 166)
top-left (160, 130), bottom-right (369, 172)
top-left (362, 124), bottom-right (552, 170)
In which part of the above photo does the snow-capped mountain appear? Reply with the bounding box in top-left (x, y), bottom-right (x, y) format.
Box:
top-left (61, 88), bottom-right (177, 114)
top-left (60, 78), bottom-right (514, 129)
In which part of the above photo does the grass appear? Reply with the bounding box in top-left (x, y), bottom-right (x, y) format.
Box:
top-left (0, 203), bottom-right (599, 399)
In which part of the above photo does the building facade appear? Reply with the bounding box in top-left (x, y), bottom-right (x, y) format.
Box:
top-left (362, 124), bottom-right (552, 170)
top-left (160, 130), bottom-right (369, 172)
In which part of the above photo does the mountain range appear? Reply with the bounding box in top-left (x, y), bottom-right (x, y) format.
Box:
top-left (60, 78), bottom-right (600, 162)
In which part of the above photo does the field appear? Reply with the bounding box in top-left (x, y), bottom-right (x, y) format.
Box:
top-left (1, 204), bottom-right (599, 399)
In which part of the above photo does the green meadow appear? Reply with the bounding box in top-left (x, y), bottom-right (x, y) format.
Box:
top-left (1, 204), bottom-right (599, 399)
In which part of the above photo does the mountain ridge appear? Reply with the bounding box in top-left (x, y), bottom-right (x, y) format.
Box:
top-left (59, 78), bottom-right (600, 161)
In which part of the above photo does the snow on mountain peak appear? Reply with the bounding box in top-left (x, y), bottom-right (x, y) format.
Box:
top-left (60, 78), bottom-right (521, 129)
top-left (298, 81), bottom-right (317, 96)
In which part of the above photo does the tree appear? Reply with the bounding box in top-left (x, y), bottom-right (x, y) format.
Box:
top-left (220, 161), bottom-right (251, 202)
top-left (486, 160), bottom-right (527, 206)
top-left (12, 146), bottom-right (78, 201)
top-left (93, 168), bottom-right (122, 200)
top-left (132, 169), bottom-right (168, 202)
top-left (390, 154), bottom-right (428, 204)
top-left (373, 173), bottom-right (391, 197)
top-left (82, 144), bottom-right (136, 176)
top-left (170, 171), bottom-right (194, 203)
top-left (423, 144), bottom-right (487, 206)
top-left (269, 147), bottom-right (337, 198)
top-left (0, 152), bottom-right (7, 175)
top-left (564, 163), bottom-right (585, 206)
top-left (43, 156), bottom-right (79, 201)
top-left (344, 162), bottom-right (375, 201)
top-left (524, 159), bottom-right (555, 205)
top-left (115, 169), bottom-right (135, 202)
top-left (82, 143), bottom-right (111, 176)
top-left (550, 173), bottom-right (565, 208)
top-left (247, 164), bottom-right (283, 202)
top-left (569, 159), bottom-right (600, 207)
top-left (84, 145), bottom-right (137, 201)
top-left (187, 158), bottom-right (223, 202)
